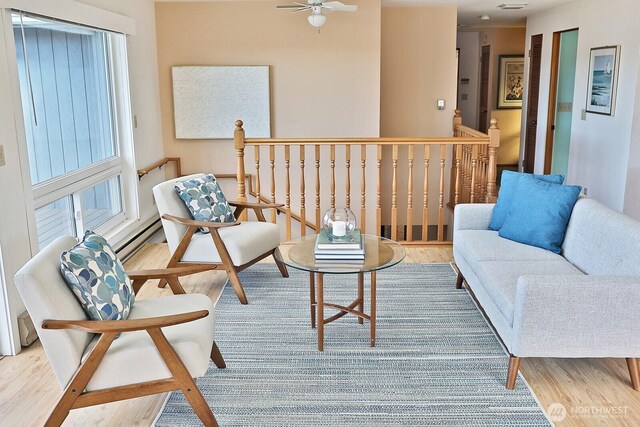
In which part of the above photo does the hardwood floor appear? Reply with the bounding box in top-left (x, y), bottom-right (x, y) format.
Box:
top-left (1, 243), bottom-right (638, 426)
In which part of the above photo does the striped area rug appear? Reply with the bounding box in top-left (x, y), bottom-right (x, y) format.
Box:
top-left (155, 263), bottom-right (551, 426)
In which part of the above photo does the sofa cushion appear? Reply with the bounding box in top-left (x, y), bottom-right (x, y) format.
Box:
top-left (488, 171), bottom-right (564, 231)
top-left (474, 260), bottom-right (585, 325)
top-left (563, 197), bottom-right (640, 275)
top-left (499, 175), bottom-right (581, 254)
top-left (454, 230), bottom-right (563, 271)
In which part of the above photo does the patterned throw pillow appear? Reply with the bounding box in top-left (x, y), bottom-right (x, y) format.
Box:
top-left (60, 231), bottom-right (135, 321)
top-left (174, 174), bottom-right (236, 233)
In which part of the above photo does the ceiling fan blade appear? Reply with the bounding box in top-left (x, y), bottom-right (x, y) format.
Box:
top-left (321, 1), bottom-right (357, 12)
top-left (277, 5), bottom-right (309, 9)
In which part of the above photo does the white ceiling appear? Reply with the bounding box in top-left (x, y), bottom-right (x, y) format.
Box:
top-left (382, 0), bottom-right (577, 28)
top-left (154, 0), bottom-right (578, 28)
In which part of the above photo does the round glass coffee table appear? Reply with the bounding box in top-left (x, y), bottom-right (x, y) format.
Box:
top-left (280, 234), bottom-right (405, 351)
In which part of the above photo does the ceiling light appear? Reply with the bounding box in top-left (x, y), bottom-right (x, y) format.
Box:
top-left (498, 4), bottom-right (528, 10)
top-left (308, 13), bottom-right (327, 27)
top-left (480, 15), bottom-right (491, 20)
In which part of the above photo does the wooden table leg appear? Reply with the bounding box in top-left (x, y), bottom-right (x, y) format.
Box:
top-left (370, 271), bottom-right (377, 347)
top-left (310, 272), bottom-right (316, 329)
top-left (317, 272), bottom-right (324, 352)
top-left (357, 272), bottom-right (364, 325)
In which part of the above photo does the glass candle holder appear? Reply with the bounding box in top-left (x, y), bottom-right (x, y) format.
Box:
top-left (321, 208), bottom-right (357, 239)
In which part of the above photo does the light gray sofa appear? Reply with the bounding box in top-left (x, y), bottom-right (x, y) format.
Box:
top-left (453, 197), bottom-right (640, 390)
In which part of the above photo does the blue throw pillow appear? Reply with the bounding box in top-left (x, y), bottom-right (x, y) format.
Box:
top-left (488, 170), bottom-right (565, 231)
top-left (175, 174), bottom-right (236, 233)
top-left (498, 175), bottom-right (581, 253)
top-left (60, 231), bottom-right (135, 321)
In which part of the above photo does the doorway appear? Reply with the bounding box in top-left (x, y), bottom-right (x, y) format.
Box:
top-left (544, 29), bottom-right (579, 175)
top-left (479, 45), bottom-right (490, 132)
top-left (523, 34), bottom-right (543, 173)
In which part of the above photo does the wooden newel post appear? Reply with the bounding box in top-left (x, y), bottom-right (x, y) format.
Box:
top-left (486, 118), bottom-right (500, 203)
top-left (453, 108), bottom-right (462, 135)
top-left (234, 120), bottom-right (247, 220)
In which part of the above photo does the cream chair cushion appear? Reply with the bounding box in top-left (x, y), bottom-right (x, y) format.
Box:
top-left (153, 173), bottom-right (281, 266)
top-left (83, 294), bottom-right (215, 391)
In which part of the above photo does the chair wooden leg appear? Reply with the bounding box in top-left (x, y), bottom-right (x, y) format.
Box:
top-left (45, 333), bottom-right (117, 427)
top-left (455, 270), bottom-right (464, 289)
top-left (165, 276), bottom-right (187, 295)
top-left (148, 328), bottom-right (218, 427)
top-left (226, 267), bottom-right (249, 305)
top-left (506, 355), bottom-right (521, 390)
top-left (273, 248), bottom-right (289, 278)
top-left (211, 341), bottom-right (226, 369)
top-left (627, 358), bottom-right (640, 391)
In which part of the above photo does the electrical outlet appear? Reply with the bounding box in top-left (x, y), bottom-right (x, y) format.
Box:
top-left (0, 145), bottom-right (5, 167)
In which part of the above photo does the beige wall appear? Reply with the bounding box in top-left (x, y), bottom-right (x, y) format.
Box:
top-left (380, 6), bottom-right (458, 231)
top-left (155, 0), bottom-right (381, 172)
top-left (480, 27), bottom-right (526, 166)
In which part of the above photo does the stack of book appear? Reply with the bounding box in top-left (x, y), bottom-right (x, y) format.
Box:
top-left (314, 229), bottom-right (365, 264)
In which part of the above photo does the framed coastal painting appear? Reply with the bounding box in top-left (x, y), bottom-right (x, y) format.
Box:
top-left (586, 46), bottom-right (620, 116)
top-left (497, 55), bottom-right (525, 109)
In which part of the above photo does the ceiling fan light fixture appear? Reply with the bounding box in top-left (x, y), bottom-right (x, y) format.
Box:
top-left (308, 13), bottom-right (326, 27)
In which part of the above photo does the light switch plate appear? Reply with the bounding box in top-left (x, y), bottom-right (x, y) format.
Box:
top-left (437, 99), bottom-right (445, 110)
top-left (0, 145), bottom-right (5, 167)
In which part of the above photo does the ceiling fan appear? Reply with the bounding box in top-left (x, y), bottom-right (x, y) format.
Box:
top-left (277, 1), bottom-right (358, 28)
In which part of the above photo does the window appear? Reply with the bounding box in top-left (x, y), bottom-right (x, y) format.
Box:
top-left (12, 12), bottom-right (135, 249)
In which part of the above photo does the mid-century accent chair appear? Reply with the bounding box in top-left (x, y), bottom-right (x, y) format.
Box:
top-left (14, 236), bottom-right (225, 427)
top-left (153, 173), bottom-right (289, 304)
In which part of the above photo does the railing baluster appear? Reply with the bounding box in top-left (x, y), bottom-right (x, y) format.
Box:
top-left (360, 144), bottom-right (366, 234)
top-left (376, 145), bottom-right (382, 237)
top-left (391, 144), bottom-right (398, 241)
top-left (438, 145), bottom-right (446, 241)
top-left (270, 145), bottom-right (276, 223)
top-left (454, 145), bottom-right (462, 206)
top-left (315, 145), bottom-right (321, 231)
top-left (300, 145), bottom-right (306, 236)
top-left (330, 145), bottom-right (336, 209)
top-left (345, 145), bottom-right (351, 209)
top-left (422, 144), bottom-right (430, 242)
top-left (254, 146), bottom-right (261, 208)
top-left (470, 145), bottom-right (478, 204)
top-left (406, 145), bottom-right (414, 242)
top-left (285, 145), bottom-right (291, 240)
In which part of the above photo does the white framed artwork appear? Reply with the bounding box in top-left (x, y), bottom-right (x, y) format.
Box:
top-left (172, 66), bottom-right (271, 139)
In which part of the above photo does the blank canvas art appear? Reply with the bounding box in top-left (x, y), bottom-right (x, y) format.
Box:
top-left (172, 66), bottom-right (271, 139)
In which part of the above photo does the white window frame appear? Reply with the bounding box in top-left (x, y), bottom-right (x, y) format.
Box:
top-left (14, 13), bottom-right (138, 248)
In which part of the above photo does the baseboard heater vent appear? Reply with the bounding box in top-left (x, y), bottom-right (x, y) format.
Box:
top-left (116, 218), bottom-right (164, 262)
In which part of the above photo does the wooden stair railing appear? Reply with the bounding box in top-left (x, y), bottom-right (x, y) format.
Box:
top-left (234, 109), bottom-right (500, 244)
top-left (137, 157), bottom-right (182, 180)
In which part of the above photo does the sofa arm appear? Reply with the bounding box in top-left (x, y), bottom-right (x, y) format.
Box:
top-left (510, 275), bottom-right (640, 357)
top-left (453, 203), bottom-right (494, 232)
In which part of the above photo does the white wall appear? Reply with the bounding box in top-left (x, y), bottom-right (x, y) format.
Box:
top-left (0, 0), bottom-right (165, 354)
top-left (456, 31), bottom-right (479, 129)
top-left (523, 0), bottom-right (640, 215)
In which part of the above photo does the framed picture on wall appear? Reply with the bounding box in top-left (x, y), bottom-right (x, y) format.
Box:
top-left (586, 46), bottom-right (620, 116)
top-left (497, 55), bottom-right (525, 109)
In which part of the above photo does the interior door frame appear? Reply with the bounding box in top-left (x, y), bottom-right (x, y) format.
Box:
top-left (543, 28), bottom-right (579, 174)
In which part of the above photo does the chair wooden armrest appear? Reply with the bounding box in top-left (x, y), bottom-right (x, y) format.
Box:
top-left (41, 310), bottom-right (209, 333)
top-left (127, 265), bottom-right (215, 280)
top-left (227, 200), bottom-right (284, 209)
top-left (161, 214), bottom-right (240, 229)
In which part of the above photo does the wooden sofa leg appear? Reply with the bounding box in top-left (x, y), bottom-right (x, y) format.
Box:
top-left (455, 271), bottom-right (464, 289)
top-left (211, 342), bottom-right (226, 369)
top-left (627, 358), bottom-right (640, 391)
top-left (506, 355), bottom-right (521, 390)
